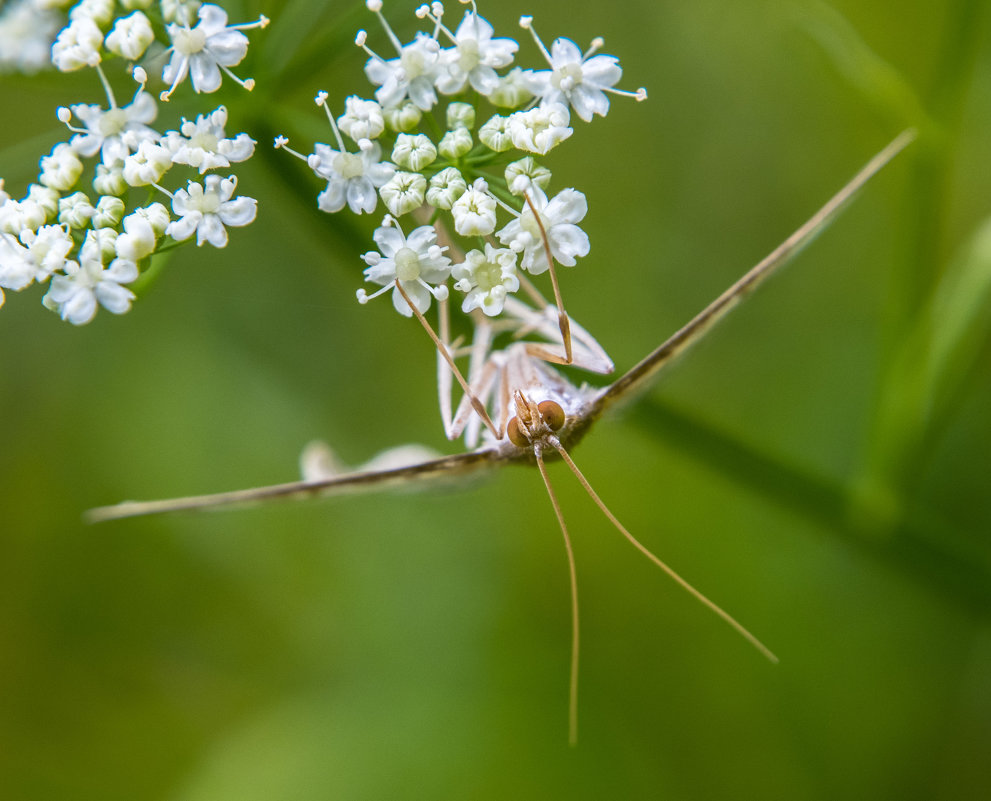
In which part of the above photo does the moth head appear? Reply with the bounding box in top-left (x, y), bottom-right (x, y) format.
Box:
top-left (507, 391), bottom-right (566, 448)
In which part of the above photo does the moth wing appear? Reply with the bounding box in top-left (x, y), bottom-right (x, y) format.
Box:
top-left (86, 446), bottom-right (506, 523)
top-left (590, 129), bottom-right (916, 419)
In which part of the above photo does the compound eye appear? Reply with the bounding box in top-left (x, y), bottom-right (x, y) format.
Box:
top-left (538, 400), bottom-right (566, 431)
top-left (507, 416), bottom-right (530, 448)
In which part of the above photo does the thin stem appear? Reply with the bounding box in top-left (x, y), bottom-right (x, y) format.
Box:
top-left (549, 438), bottom-right (779, 664)
top-left (534, 445), bottom-right (581, 746)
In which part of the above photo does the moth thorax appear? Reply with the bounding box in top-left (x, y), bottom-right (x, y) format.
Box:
top-left (507, 399), bottom-right (566, 448)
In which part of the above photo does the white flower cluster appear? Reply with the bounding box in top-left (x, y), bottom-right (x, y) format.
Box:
top-left (0, 2), bottom-right (267, 324)
top-left (278, 0), bottom-right (646, 319)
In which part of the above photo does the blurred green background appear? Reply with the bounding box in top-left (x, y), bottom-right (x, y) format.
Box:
top-left (2, 0), bottom-right (990, 798)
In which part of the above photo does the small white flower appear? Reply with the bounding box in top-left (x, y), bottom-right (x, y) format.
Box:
top-left (165, 174), bottom-right (257, 248)
top-left (489, 67), bottom-right (533, 108)
top-left (382, 101), bottom-right (422, 133)
top-left (0, 233), bottom-right (36, 299)
top-left (161, 4), bottom-right (265, 100)
top-left (380, 171), bottom-right (427, 217)
top-left (135, 202), bottom-right (171, 237)
top-left (28, 184), bottom-right (60, 219)
top-left (43, 229), bottom-right (138, 325)
top-left (446, 102), bottom-right (475, 131)
top-left (359, 222), bottom-right (451, 317)
top-left (93, 162), bottom-right (128, 196)
top-left (69, 0), bottom-right (115, 27)
top-left (92, 195), bottom-right (126, 229)
top-left (438, 127), bottom-right (473, 159)
top-left (104, 10), bottom-right (154, 60)
top-left (308, 142), bottom-right (395, 215)
top-left (525, 37), bottom-right (622, 122)
top-left (478, 115), bottom-right (513, 152)
top-left (391, 133), bottom-right (436, 171)
top-left (425, 167), bottom-right (466, 210)
top-left (496, 187), bottom-right (589, 273)
top-left (507, 103), bottom-right (573, 154)
top-left (39, 143), bottom-right (83, 191)
top-left (123, 140), bottom-right (173, 186)
top-left (452, 243), bottom-right (520, 316)
top-left (116, 205), bottom-right (166, 261)
top-left (66, 90), bottom-right (159, 165)
top-left (0, 197), bottom-right (48, 235)
top-left (19, 224), bottom-right (74, 282)
top-left (161, 0), bottom-right (200, 26)
top-left (338, 96), bottom-right (385, 142)
top-left (505, 156), bottom-right (551, 196)
top-left (160, 106), bottom-right (255, 173)
top-left (364, 32), bottom-right (441, 112)
top-left (435, 12), bottom-right (518, 96)
top-left (51, 15), bottom-right (103, 72)
top-left (0, 0), bottom-right (61, 75)
top-left (58, 192), bottom-right (96, 229)
top-left (451, 180), bottom-right (497, 237)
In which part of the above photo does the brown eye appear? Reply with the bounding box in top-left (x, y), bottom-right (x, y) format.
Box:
top-left (538, 400), bottom-right (566, 431)
top-left (507, 416), bottom-right (530, 448)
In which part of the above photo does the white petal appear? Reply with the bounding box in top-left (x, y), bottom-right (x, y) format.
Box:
top-left (62, 289), bottom-right (97, 324)
top-left (206, 30), bottom-right (248, 66)
top-left (391, 281), bottom-right (429, 316)
top-left (317, 182), bottom-right (347, 213)
top-left (550, 224), bottom-right (590, 265)
top-left (581, 55), bottom-right (622, 88)
top-left (196, 215), bottom-right (228, 247)
top-left (166, 215), bottom-right (199, 242)
top-left (549, 38), bottom-right (582, 67)
top-left (346, 178), bottom-right (378, 214)
top-left (189, 54), bottom-right (222, 93)
top-left (372, 226), bottom-right (406, 256)
top-left (218, 196), bottom-right (257, 227)
top-left (95, 281), bottom-right (135, 314)
top-left (569, 85), bottom-right (609, 122)
top-left (545, 189), bottom-right (587, 224)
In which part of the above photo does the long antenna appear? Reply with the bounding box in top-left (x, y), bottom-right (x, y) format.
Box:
top-left (549, 438), bottom-right (779, 664)
top-left (534, 444), bottom-right (581, 746)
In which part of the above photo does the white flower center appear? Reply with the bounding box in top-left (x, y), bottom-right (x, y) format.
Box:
top-left (190, 189), bottom-right (222, 214)
top-left (333, 152), bottom-right (365, 179)
top-left (99, 108), bottom-right (128, 136)
top-left (457, 39), bottom-right (480, 71)
top-left (552, 63), bottom-right (584, 93)
top-left (400, 47), bottom-right (428, 79)
top-left (174, 27), bottom-right (206, 55)
top-left (190, 131), bottom-right (220, 151)
top-left (473, 259), bottom-right (502, 292)
top-left (394, 247), bottom-right (421, 281)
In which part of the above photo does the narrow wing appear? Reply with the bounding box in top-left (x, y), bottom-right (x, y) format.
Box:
top-left (86, 448), bottom-right (505, 523)
top-left (588, 129), bottom-right (916, 421)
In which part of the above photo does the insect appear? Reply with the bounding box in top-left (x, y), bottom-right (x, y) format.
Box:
top-left (87, 129), bottom-right (915, 742)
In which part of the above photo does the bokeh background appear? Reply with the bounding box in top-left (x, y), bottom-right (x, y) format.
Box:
top-left (2, 0), bottom-right (990, 798)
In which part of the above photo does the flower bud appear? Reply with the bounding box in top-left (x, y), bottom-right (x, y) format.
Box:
top-left (438, 127), bottom-right (473, 160)
top-left (426, 167), bottom-right (467, 210)
top-left (392, 133), bottom-right (437, 171)
top-left (446, 102), bottom-right (476, 131)
top-left (478, 115), bottom-right (513, 153)
top-left (380, 172), bottom-right (427, 217)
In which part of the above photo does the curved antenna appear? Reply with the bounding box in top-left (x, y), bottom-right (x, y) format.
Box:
top-left (534, 445), bottom-right (581, 746)
top-left (549, 437), bottom-right (779, 664)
